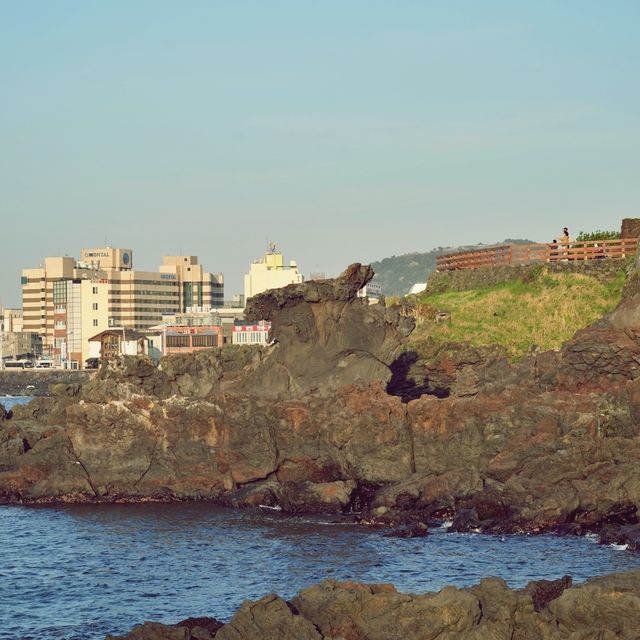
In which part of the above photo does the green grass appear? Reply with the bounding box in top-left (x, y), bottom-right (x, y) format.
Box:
top-left (408, 268), bottom-right (627, 360)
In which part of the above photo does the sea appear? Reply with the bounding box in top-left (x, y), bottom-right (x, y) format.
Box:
top-left (2, 395), bottom-right (640, 640)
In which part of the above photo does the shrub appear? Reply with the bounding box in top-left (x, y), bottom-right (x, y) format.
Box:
top-left (575, 230), bottom-right (621, 242)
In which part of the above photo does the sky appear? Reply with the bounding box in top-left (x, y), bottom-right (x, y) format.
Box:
top-left (1, 1), bottom-right (639, 306)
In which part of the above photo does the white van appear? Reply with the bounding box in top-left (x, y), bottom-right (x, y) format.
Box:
top-left (35, 360), bottom-right (55, 369)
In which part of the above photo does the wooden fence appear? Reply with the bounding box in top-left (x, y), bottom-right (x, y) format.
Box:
top-left (436, 238), bottom-right (639, 271)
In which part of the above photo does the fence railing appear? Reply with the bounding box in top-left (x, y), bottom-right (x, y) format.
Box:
top-left (436, 238), bottom-right (639, 271)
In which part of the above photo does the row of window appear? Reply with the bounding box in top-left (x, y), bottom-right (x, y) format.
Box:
top-left (165, 334), bottom-right (219, 348)
top-left (110, 299), bottom-right (179, 304)
top-left (109, 291), bottom-right (179, 297)
top-left (233, 332), bottom-right (268, 344)
top-left (107, 307), bottom-right (175, 314)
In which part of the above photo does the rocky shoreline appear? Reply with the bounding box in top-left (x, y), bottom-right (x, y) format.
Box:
top-left (2, 263), bottom-right (640, 549)
top-left (108, 570), bottom-right (640, 639)
top-left (3, 261), bottom-right (640, 636)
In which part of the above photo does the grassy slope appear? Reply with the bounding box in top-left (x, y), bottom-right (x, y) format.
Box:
top-left (408, 268), bottom-right (627, 359)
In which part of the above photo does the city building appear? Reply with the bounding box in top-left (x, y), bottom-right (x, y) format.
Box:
top-left (1, 308), bottom-right (23, 332)
top-left (244, 243), bottom-right (303, 301)
top-left (231, 321), bottom-right (271, 346)
top-left (0, 307), bottom-right (41, 363)
top-left (0, 332), bottom-right (42, 360)
top-left (21, 247), bottom-right (223, 368)
top-left (163, 325), bottom-right (224, 354)
top-left (356, 280), bottom-right (382, 303)
top-left (87, 329), bottom-right (150, 361)
top-left (156, 305), bottom-right (244, 345)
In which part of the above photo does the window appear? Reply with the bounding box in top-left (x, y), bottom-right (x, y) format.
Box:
top-left (92, 303), bottom-right (98, 310)
top-left (192, 334), bottom-right (216, 347)
top-left (53, 280), bottom-right (67, 304)
top-left (93, 319), bottom-right (98, 327)
top-left (166, 335), bottom-right (190, 348)
top-left (92, 286), bottom-right (98, 294)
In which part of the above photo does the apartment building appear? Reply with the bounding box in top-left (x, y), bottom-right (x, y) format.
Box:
top-left (22, 248), bottom-right (223, 367)
top-left (244, 243), bottom-right (303, 301)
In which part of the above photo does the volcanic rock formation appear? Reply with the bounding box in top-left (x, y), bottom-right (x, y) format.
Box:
top-left (242, 262), bottom-right (414, 396)
top-left (2, 262), bottom-right (640, 545)
top-left (107, 571), bottom-right (640, 639)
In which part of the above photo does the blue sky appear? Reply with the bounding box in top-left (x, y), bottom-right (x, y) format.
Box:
top-left (1, 1), bottom-right (639, 305)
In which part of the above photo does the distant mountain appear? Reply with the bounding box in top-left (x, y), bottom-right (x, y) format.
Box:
top-left (370, 239), bottom-right (537, 296)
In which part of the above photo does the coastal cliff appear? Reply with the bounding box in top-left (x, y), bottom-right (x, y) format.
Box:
top-left (2, 262), bottom-right (640, 548)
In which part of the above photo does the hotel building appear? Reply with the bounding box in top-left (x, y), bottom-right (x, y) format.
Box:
top-left (21, 248), bottom-right (223, 367)
top-left (244, 243), bottom-right (303, 301)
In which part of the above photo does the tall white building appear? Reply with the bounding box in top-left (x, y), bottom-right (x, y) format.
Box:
top-left (244, 243), bottom-right (303, 301)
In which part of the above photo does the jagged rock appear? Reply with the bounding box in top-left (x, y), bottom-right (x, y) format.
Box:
top-left (215, 594), bottom-right (322, 640)
top-left (599, 523), bottom-right (640, 551)
top-left (387, 340), bottom-right (512, 401)
top-left (106, 621), bottom-right (191, 639)
top-left (548, 571), bottom-right (640, 638)
top-left (177, 618), bottom-right (224, 639)
top-left (292, 579), bottom-right (482, 640)
top-left (242, 263), bottom-right (414, 397)
top-left (521, 575), bottom-right (572, 612)
top-left (383, 521), bottom-right (428, 538)
top-left (0, 403), bottom-right (11, 422)
top-left (110, 571), bottom-right (640, 639)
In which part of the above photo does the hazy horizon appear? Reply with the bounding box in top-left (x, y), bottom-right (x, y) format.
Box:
top-left (2, 1), bottom-right (638, 306)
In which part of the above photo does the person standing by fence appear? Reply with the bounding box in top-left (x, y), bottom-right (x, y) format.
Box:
top-left (561, 227), bottom-right (572, 260)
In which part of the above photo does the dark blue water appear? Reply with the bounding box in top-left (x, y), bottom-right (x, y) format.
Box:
top-left (2, 397), bottom-right (640, 640)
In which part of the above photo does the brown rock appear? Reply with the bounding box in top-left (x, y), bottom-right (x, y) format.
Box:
top-left (215, 595), bottom-right (321, 640)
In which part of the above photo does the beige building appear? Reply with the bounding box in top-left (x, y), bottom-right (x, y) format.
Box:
top-left (1, 308), bottom-right (40, 363)
top-left (1, 308), bottom-right (23, 333)
top-left (244, 243), bottom-right (303, 301)
top-left (22, 248), bottom-right (223, 368)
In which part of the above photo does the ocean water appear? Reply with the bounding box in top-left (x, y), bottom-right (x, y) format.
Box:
top-left (1, 396), bottom-right (33, 411)
top-left (2, 396), bottom-right (640, 639)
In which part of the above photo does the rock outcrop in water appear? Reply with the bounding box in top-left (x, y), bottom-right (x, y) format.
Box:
top-left (3, 262), bottom-right (640, 546)
top-left (107, 570), bottom-right (640, 639)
